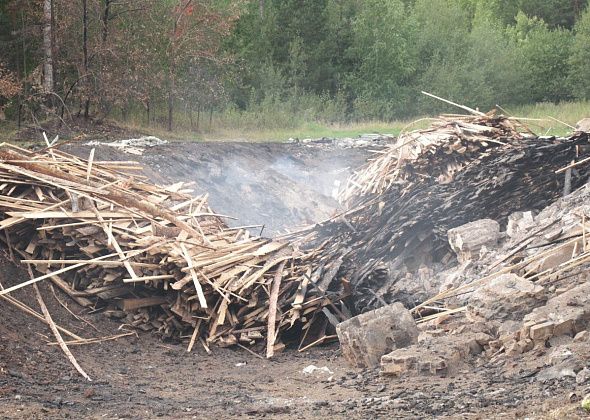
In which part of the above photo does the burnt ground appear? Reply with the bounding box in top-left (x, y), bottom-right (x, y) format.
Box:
top-left (1, 140), bottom-right (590, 418)
top-left (64, 141), bottom-right (370, 236)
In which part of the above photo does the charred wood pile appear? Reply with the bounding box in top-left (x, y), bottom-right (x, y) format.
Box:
top-left (0, 143), bottom-right (347, 357)
top-left (1, 102), bottom-right (590, 373)
top-left (291, 111), bottom-right (590, 313)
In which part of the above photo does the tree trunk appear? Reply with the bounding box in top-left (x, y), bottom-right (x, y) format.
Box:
top-left (167, 15), bottom-right (177, 133)
top-left (121, 101), bottom-right (129, 121)
top-left (146, 99), bottom-right (150, 126)
top-left (259, 0), bottom-right (265, 18)
top-left (196, 105), bottom-right (200, 131)
top-left (102, 0), bottom-right (111, 43)
top-left (167, 89), bottom-right (174, 132)
top-left (42, 0), bottom-right (54, 95)
top-left (96, 0), bottom-right (112, 118)
top-left (82, 0), bottom-right (90, 119)
top-left (209, 108), bottom-right (213, 131)
top-left (17, 103), bottom-right (22, 129)
top-left (189, 103), bottom-right (194, 131)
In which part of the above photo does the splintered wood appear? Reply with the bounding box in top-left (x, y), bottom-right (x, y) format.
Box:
top-left (0, 143), bottom-right (347, 355)
top-left (339, 111), bottom-right (531, 202)
top-left (290, 108), bottom-right (590, 315)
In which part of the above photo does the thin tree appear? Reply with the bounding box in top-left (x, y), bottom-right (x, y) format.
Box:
top-left (42, 0), bottom-right (54, 95)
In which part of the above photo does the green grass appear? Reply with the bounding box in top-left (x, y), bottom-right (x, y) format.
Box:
top-left (119, 112), bottom-right (424, 142)
top-left (201, 101), bottom-right (588, 141)
top-left (118, 121), bottom-right (204, 142)
top-left (203, 120), bottom-right (420, 142)
top-left (198, 101), bottom-right (589, 141)
top-left (4, 100), bottom-right (587, 144)
top-left (503, 100), bottom-right (590, 137)
top-left (0, 120), bottom-right (19, 142)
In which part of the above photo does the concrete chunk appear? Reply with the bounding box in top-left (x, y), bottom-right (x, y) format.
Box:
top-left (513, 282), bottom-right (590, 350)
top-left (336, 302), bottom-right (418, 368)
top-left (381, 333), bottom-right (486, 377)
top-left (506, 211), bottom-right (535, 238)
top-left (530, 321), bottom-right (555, 341)
top-left (467, 273), bottom-right (545, 322)
top-left (448, 219), bottom-right (500, 262)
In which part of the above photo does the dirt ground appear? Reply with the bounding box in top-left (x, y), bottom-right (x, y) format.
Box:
top-left (0, 254), bottom-right (587, 420)
top-left (1, 140), bottom-right (590, 418)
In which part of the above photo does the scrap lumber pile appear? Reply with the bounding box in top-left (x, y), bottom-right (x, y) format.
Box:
top-left (292, 110), bottom-right (590, 312)
top-left (0, 143), bottom-right (344, 354)
top-left (339, 112), bottom-right (531, 201)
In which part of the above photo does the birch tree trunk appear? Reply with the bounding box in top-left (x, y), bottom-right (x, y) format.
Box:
top-left (259, 0), bottom-right (265, 18)
top-left (42, 0), bottom-right (54, 95)
top-left (83, 0), bottom-right (90, 118)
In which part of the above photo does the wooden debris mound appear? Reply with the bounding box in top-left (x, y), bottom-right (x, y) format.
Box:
top-left (0, 143), bottom-right (344, 354)
top-left (292, 110), bottom-right (590, 313)
top-left (340, 111), bottom-right (531, 202)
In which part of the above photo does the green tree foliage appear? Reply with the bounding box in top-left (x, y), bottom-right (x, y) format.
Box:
top-left (519, 0), bottom-right (588, 28)
top-left (223, 0), bottom-right (587, 121)
top-left (1, 0), bottom-right (588, 127)
top-left (508, 12), bottom-right (574, 102)
top-left (569, 6), bottom-right (590, 99)
top-left (347, 0), bottom-right (417, 119)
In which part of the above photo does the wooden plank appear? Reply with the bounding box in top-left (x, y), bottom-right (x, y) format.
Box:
top-left (123, 274), bottom-right (175, 283)
top-left (266, 261), bottom-right (286, 359)
top-left (120, 296), bottom-right (168, 311)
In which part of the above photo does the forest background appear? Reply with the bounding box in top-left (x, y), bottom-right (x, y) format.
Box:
top-left (0, 0), bottom-right (589, 139)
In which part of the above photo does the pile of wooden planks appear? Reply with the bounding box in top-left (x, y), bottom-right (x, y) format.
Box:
top-left (339, 111), bottom-right (531, 202)
top-left (0, 143), bottom-right (348, 355)
top-left (291, 109), bottom-right (590, 313)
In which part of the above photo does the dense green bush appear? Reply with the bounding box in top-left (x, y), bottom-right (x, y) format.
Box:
top-left (223, 0), bottom-right (589, 123)
top-left (569, 7), bottom-right (590, 100)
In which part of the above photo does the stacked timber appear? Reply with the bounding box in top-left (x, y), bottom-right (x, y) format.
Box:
top-left (0, 143), bottom-right (347, 354)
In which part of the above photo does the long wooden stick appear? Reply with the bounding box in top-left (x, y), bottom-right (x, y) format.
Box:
top-left (0, 288), bottom-right (82, 340)
top-left (266, 261), bottom-right (286, 359)
top-left (32, 281), bottom-right (91, 381)
top-left (421, 91), bottom-right (485, 116)
top-left (47, 332), bottom-right (135, 346)
top-left (555, 155), bottom-right (590, 174)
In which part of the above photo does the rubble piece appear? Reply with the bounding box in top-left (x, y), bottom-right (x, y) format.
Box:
top-left (336, 302), bottom-right (418, 368)
top-left (530, 321), bottom-right (555, 341)
top-left (577, 368), bottom-right (590, 384)
top-left (506, 211), bottom-right (535, 238)
top-left (86, 136), bottom-right (168, 155)
top-left (0, 143), bottom-right (344, 352)
top-left (418, 182), bottom-right (590, 329)
top-left (448, 219), bottom-right (501, 262)
top-left (466, 274), bottom-right (544, 322)
top-left (518, 282), bottom-right (590, 347)
top-left (527, 238), bottom-right (583, 274)
top-left (504, 338), bottom-right (534, 356)
top-left (381, 333), bottom-right (489, 377)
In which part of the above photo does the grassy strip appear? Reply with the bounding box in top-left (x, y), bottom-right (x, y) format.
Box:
top-left (3, 100), bottom-right (587, 143)
top-left (506, 101), bottom-right (589, 137)
top-left (196, 101), bottom-right (588, 141)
